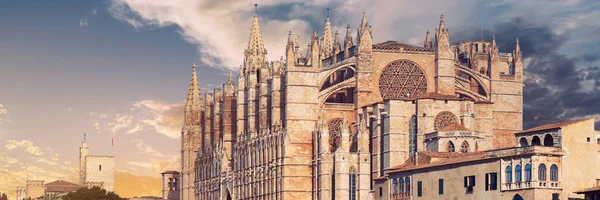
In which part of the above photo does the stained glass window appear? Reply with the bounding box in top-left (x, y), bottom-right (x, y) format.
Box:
top-left (434, 111), bottom-right (458, 130)
top-left (328, 118), bottom-right (343, 152)
top-left (379, 60), bottom-right (427, 99)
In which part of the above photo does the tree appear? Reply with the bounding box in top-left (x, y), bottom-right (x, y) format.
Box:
top-left (61, 187), bottom-right (127, 200)
top-left (42, 193), bottom-right (60, 200)
top-left (0, 192), bottom-right (7, 200)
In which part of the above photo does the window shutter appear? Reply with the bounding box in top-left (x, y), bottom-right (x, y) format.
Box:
top-left (464, 176), bottom-right (468, 187)
top-left (485, 174), bottom-right (489, 191)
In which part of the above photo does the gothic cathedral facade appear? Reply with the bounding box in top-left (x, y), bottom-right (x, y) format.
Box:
top-left (181, 10), bottom-right (523, 200)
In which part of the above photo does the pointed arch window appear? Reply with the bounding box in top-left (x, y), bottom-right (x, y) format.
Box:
top-left (506, 165), bottom-right (513, 183)
top-left (460, 141), bottom-right (469, 153)
top-left (349, 168), bottom-right (357, 200)
top-left (328, 118), bottom-right (343, 152)
top-left (447, 141), bottom-right (455, 152)
top-left (392, 178), bottom-right (399, 195)
top-left (409, 115), bottom-right (417, 156)
top-left (538, 164), bottom-right (547, 181)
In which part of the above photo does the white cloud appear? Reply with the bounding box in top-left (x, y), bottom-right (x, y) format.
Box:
top-left (4, 140), bottom-right (44, 156)
top-left (131, 138), bottom-right (165, 158)
top-left (68, 107), bottom-right (73, 112)
top-left (108, 114), bottom-right (133, 134)
top-left (129, 100), bottom-right (183, 139)
top-left (0, 104), bottom-right (14, 125)
top-left (92, 9), bottom-right (98, 15)
top-left (80, 17), bottom-right (88, 28)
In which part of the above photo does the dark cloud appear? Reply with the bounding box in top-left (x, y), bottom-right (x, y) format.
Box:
top-left (456, 17), bottom-right (600, 129)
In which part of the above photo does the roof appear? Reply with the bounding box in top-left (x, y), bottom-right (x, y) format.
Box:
top-left (161, 170), bottom-right (180, 174)
top-left (575, 185), bottom-right (600, 194)
top-left (438, 123), bottom-right (470, 131)
top-left (44, 180), bottom-right (82, 193)
top-left (515, 118), bottom-right (591, 135)
top-left (388, 151), bottom-right (488, 173)
top-left (373, 41), bottom-right (420, 49)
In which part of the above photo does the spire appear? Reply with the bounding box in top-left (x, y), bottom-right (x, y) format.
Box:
top-left (245, 10), bottom-right (266, 71)
top-left (334, 30), bottom-right (340, 53)
top-left (228, 70), bottom-right (234, 84)
top-left (359, 12), bottom-right (368, 34)
top-left (424, 30), bottom-right (432, 48)
top-left (515, 37), bottom-right (521, 54)
top-left (185, 62), bottom-right (202, 125)
top-left (321, 15), bottom-right (333, 58)
top-left (439, 14), bottom-right (446, 31)
top-left (492, 34), bottom-right (497, 48)
top-left (344, 25), bottom-right (353, 48)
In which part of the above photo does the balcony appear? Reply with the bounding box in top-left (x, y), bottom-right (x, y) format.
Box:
top-left (484, 146), bottom-right (563, 157)
top-left (503, 181), bottom-right (560, 191)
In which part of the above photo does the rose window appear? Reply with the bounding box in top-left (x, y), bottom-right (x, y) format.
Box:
top-left (379, 60), bottom-right (427, 99)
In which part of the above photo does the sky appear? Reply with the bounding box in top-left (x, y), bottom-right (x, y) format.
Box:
top-left (1, 0), bottom-right (600, 199)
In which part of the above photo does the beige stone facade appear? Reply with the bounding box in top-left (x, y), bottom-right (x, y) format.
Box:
top-left (181, 9), bottom-right (531, 200)
top-left (374, 118), bottom-right (600, 200)
top-left (79, 138), bottom-right (114, 191)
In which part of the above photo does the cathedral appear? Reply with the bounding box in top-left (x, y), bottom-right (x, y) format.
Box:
top-left (180, 8), bottom-right (530, 200)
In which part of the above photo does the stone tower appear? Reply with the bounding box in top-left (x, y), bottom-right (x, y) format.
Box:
top-left (79, 137), bottom-right (88, 185)
top-left (180, 63), bottom-right (202, 200)
top-left (162, 171), bottom-right (181, 200)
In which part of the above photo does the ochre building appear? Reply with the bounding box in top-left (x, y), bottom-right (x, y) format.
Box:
top-left (179, 8), bottom-right (563, 199)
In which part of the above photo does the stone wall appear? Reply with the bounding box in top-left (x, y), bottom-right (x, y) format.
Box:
top-left (86, 156), bottom-right (115, 191)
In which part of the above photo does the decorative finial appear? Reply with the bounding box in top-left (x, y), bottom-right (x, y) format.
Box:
top-left (193, 62), bottom-right (197, 69)
top-left (326, 6), bottom-right (330, 18)
top-left (254, 3), bottom-right (258, 14)
top-left (84, 132), bottom-right (86, 142)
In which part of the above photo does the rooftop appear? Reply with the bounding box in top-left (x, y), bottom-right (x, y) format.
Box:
top-left (438, 123), bottom-right (470, 132)
top-left (44, 180), bottom-right (82, 194)
top-left (575, 185), bottom-right (600, 194)
top-left (515, 118), bottom-right (591, 135)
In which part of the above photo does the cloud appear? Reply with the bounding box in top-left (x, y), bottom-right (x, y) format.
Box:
top-left (80, 17), bottom-right (88, 28)
top-left (128, 138), bottom-right (180, 174)
top-left (131, 138), bottom-right (165, 158)
top-left (457, 16), bottom-right (600, 129)
top-left (68, 107), bottom-right (73, 112)
top-left (92, 9), bottom-right (98, 15)
top-left (108, 114), bottom-right (133, 134)
top-left (129, 100), bottom-right (184, 138)
top-left (114, 170), bottom-right (162, 198)
top-left (0, 104), bottom-right (14, 125)
top-left (4, 140), bottom-right (44, 156)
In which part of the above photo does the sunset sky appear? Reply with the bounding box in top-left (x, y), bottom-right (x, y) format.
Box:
top-left (1, 0), bottom-right (599, 199)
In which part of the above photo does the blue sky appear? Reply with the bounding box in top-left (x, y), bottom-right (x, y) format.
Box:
top-left (1, 0), bottom-right (599, 198)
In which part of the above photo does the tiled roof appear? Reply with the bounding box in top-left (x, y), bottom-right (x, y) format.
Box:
top-left (388, 152), bottom-right (488, 173)
top-left (45, 180), bottom-right (82, 193)
top-left (575, 185), bottom-right (600, 194)
top-left (438, 123), bottom-right (470, 131)
top-left (515, 118), bottom-right (592, 135)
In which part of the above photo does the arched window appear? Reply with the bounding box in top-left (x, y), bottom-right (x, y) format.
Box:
top-left (525, 164), bottom-right (532, 181)
top-left (460, 141), bottom-right (469, 153)
top-left (447, 141), bottom-right (455, 152)
top-left (434, 111), bottom-right (459, 130)
top-left (406, 177), bottom-right (411, 193)
top-left (532, 136), bottom-right (541, 146)
top-left (538, 164), bottom-right (547, 181)
top-left (519, 138), bottom-right (528, 147)
top-left (550, 164), bottom-right (558, 181)
top-left (409, 115), bottom-right (417, 156)
top-left (392, 178), bottom-right (399, 195)
top-left (379, 60), bottom-right (427, 99)
top-left (515, 165), bottom-right (522, 182)
top-left (506, 165), bottom-right (513, 183)
top-left (349, 168), bottom-right (356, 200)
top-left (328, 118), bottom-right (343, 152)
top-left (399, 178), bottom-right (405, 194)
top-left (544, 134), bottom-right (554, 147)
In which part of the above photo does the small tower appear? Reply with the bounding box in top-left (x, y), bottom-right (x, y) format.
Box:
top-left (344, 25), bottom-right (353, 59)
top-left (357, 12), bottom-right (372, 54)
top-left (434, 14), bottom-right (455, 95)
top-left (79, 133), bottom-right (88, 185)
top-left (161, 171), bottom-right (181, 200)
top-left (424, 30), bottom-right (432, 48)
top-left (332, 30), bottom-right (340, 63)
